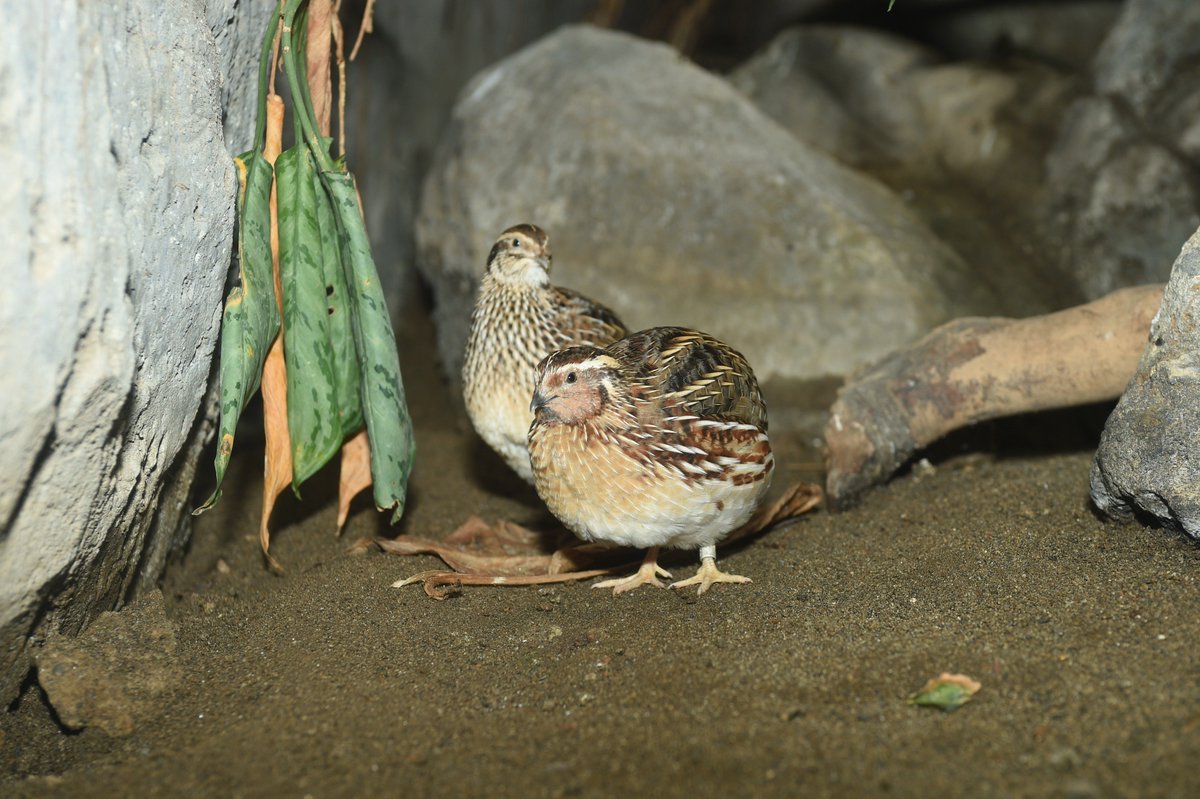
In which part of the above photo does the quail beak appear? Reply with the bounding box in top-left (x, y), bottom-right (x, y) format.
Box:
top-left (531, 389), bottom-right (555, 417)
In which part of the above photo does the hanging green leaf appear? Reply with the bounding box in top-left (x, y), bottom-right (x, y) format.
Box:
top-left (276, 143), bottom-right (344, 489)
top-left (326, 169), bottom-right (415, 522)
top-left (196, 149), bottom-right (279, 513)
top-left (311, 147), bottom-right (363, 440)
top-left (280, 0), bottom-right (414, 522)
top-left (204, 0), bottom-right (410, 536)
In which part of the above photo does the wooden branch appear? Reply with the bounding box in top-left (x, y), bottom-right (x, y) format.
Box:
top-left (824, 285), bottom-right (1164, 509)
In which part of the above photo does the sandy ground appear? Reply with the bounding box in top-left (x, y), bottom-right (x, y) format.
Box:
top-left (3, 307), bottom-right (1200, 799)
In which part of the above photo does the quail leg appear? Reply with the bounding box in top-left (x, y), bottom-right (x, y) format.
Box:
top-left (669, 545), bottom-right (751, 595)
top-left (592, 547), bottom-right (672, 594)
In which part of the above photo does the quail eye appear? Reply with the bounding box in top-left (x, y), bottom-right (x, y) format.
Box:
top-left (565, 372), bottom-right (577, 384)
top-left (511, 238), bottom-right (521, 248)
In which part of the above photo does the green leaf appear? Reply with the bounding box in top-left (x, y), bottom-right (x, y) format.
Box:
top-left (276, 144), bottom-right (345, 490)
top-left (279, 0), bottom-right (413, 522)
top-left (908, 673), bottom-right (981, 712)
top-left (324, 169), bottom-right (415, 522)
top-left (197, 150), bottom-right (280, 513)
top-left (311, 142), bottom-right (363, 439)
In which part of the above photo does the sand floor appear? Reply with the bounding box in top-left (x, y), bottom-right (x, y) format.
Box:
top-left (3, 308), bottom-right (1199, 799)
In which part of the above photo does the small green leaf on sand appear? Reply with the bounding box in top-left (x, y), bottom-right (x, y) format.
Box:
top-left (908, 673), bottom-right (981, 712)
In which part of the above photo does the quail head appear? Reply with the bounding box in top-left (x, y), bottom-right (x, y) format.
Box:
top-left (528, 327), bottom-right (774, 594)
top-left (463, 224), bottom-right (628, 483)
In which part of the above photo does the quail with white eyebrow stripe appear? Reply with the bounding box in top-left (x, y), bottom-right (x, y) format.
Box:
top-left (528, 327), bottom-right (773, 594)
top-left (462, 224), bottom-right (627, 482)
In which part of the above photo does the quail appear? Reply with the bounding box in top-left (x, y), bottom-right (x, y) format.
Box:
top-left (462, 224), bottom-right (627, 483)
top-left (528, 327), bottom-right (773, 594)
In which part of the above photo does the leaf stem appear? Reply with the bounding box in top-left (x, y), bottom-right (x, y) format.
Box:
top-left (253, 2), bottom-right (285, 151)
top-left (281, 0), bottom-right (337, 174)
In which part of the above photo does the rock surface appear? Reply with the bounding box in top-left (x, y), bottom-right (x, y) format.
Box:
top-left (345, 0), bottom-right (598, 312)
top-left (728, 26), bottom-right (939, 171)
top-left (1091, 228), bottom-right (1200, 537)
top-left (34, 590), bottom-right (179, 737)
top-left (416, 26), bottom-right (1006, 383)
top-left (923, 1), bottom-right (1120, 69)
top-left (346, 1), bottom-right (831, 316)
top-left (733, 25), bottom-right (1076, 315)
top-left (0, 0), bottom-right (274, 705)
top-left (1043, 0), bottom-right (1200, 299)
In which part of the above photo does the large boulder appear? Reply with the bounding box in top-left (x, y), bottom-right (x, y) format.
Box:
top-left (922, 1), bottom-right (1120, 69)
top-left (416, 26), bottom-right (1005, 383)
top-left (352, 1), bottom-right (832, 317)
top-left (732, 26), bottom-right (1075, 316)
top-left (728, 26), bottom-right (939, 172)
top-left (0, 0), bottom-right (275, 705)
top-left (1043, 0), bottom-right (1200, 299)
top-left (1091, 227), bottom-right (1200, 537)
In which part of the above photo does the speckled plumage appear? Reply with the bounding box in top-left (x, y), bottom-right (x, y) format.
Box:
top-left (528, 327), bottom-right (773, 594)
top-left (462, 224), bottom-right (627, 482)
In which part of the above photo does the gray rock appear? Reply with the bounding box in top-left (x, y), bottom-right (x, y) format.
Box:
top-left (1044, 0), bottom-right (1200, 299)
top-left (345, 0), bottom-right (598, 313)
top-left (416, 26), bottom-right (1005, 383)
top-left (729, 26), bottom-right (938, 171)
top-left (0, 0), bottom-right (272, 704)
top-left (732, 26), bottom-right (1075, 317)
top-left (336, 2), bottom-right (855, 316)
top-left (34, 590), bottom-right (179, 737)
top-left (1091, 227), bottom-right (1200, 537)
top-left (923, 2), bottom-right (1121, 69)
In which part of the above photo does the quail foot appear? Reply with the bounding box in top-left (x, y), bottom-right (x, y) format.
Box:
top-left (462, 224), bottom-right (627, 483)
top-left (528, 327), bottom-right (774, 594)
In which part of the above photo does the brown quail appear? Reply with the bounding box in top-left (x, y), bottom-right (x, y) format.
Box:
top-left (462, 224), bottom-right (627, 482)
top-left (528, 327), bottom-right (773, 594)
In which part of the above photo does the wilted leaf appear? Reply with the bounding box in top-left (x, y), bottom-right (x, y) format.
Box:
top-left (908, 673), bottom-right (981, 712)
top-left (258, 93), bottom-right (289, 573)
top-left (305, 0), bottom-right (334, 135)
top-left (336, 428), bottom-right (371, 534)
top-left (259, 337), bottom-right (290, 574)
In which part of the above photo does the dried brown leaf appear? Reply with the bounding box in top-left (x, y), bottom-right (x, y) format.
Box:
top-left (667, 0), bottom-right (713, 55)
top-left (394, 568), bottom-right (627, 600)
top-left (587, 0), bottom-right (624, 27)
top-left (726, 481), bottom-right (823, 544)
top-left (305, 0), bottom-right (334, 136)
top-left (258, 94), bottom-right (289, 574)
top-left (335, 428), bottom-right (371, 535)
top-left (348, 0), bottom-right (375, 61)
top-left (331, 0), bottom-right (347, 157)
top-left (377, 482), bottom-right (821, 596)
top-left (375, 534), bottom-right (556, 577)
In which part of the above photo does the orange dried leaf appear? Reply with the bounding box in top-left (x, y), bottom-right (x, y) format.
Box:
top-left (349, 0), bottom-right (375, 61)
top-left (336, 428), bottom-right (372, 535)
top-left (259, 338), bottom-right (290, 573)
top-left (305, 0), bottom-right (334, 136)
top-left (259, 92), bottom-right (290, 573)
